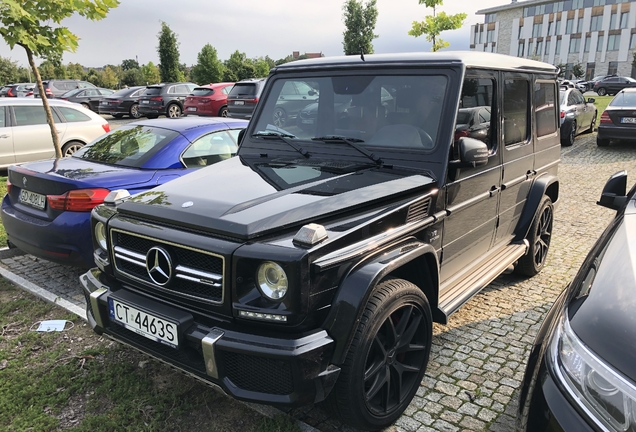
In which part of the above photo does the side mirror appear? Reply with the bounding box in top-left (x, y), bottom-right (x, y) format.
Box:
top-left (449, 137), bottom-right (489, 169)
top-left (597, 170), bottom-right (628, 211)
top-left (587, 98), bottom-right (596, 103)
top-left (308, 90), bottom-right (318, 96)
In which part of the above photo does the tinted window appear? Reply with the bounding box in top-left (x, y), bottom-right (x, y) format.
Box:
top-left (503, 78), bottom-right (530, 145)
top-left (229, 83), bottom-right (258, 97)
top-left (111, 88), bottom-right (136, 98)
top-left (456, 111), bottom-right (473, 124)
top-left (57, 107), bottom-right (91, 122)
top-left (73, 125), bottom-right (180, 168)
top-left (192, 88), bottom-right (214, 97)
top-left (535, 81), bottom-right (557, 137)
top-left (175, 85), bottom-right (189, 94)
top-left (85, 89), bottom-right (99, 97)
top-left (143, 87), bottom-right (163, 96)
top-left (479, 109), bottom-right (491, 122)
top-left (62, 88), bottom-right (83, 98)
top-left (13, 106), bottom-right (60, 126)
top-left (222, 86), bottom-right (231, 95)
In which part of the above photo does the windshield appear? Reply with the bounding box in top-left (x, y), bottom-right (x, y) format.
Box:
top-left (559, 91), bottom-right (566, 105)
top-left (61, 88), bottom-right (83, 98)
top-left (251, 75), bottom-right (448, 151)
top-left (609, 92), bottom-right (636, 107)
top-left (72, 125), bottom-right (180, 168)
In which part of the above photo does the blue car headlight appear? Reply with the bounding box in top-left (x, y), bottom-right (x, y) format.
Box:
top-left (550, 311), bottom-right (636, 430)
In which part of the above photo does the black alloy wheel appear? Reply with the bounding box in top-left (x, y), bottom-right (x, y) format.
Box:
top-left (327, 278), bottom-right (432, 430)
top-left (561, 121), bottom-right (576, 146)
top-left (516, 195), bottom-right (553, 276)
top-left (597, 87), bottom-right (607, 96)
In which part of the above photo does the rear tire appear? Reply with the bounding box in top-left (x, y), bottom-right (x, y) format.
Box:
top-left (167, 104), bottom-right (181, 118)
top-left (129, 103), bottom-right (142, 119)
top-left (81, 102), bottom-right (90, 110)
top-left (516, 195), bottom-right (553, 277)
top-left (218, 106), bottom-right (228, 117)
top-left (561, 121), bottom-right (576, 146)
top-left (326, 278), bottom-right (432, 431)
top-left (112, 114), bottom-right (124, 119)
top-left (62, 141), bottom-right (85, 157)
top-left (586, 114), bottom-right (596, 133)
top-left (597, 87), bottom-right (607, 96)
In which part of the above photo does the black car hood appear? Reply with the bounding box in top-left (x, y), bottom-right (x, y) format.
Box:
top-left (117, 156), bottom-right (435, 239)
top-left (569, 209), bottom-right (636, 382)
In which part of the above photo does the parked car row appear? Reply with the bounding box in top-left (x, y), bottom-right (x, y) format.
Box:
top-left (0, 83), bottom-right (35, 97)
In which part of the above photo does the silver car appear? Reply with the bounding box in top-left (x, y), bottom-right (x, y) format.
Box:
top-left (0, 98), bottom-right (110, 167)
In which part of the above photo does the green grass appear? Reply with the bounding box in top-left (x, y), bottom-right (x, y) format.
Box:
top-left (0, 175), bottom-right (5, 246)
top-left (0, 279), bottom-right (301, 432)
top-left (592, 95), bottom-right (613, 116)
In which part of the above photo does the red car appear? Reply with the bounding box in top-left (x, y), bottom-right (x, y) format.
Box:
top-left (184, 82), bottom-right (234, 117)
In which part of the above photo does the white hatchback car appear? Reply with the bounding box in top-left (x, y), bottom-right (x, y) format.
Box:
top-left (0, 98), bottom-right (110, 168)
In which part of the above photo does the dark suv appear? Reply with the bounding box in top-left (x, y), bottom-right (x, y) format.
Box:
top-left (593, 76), bottom-right (636, 96)
top-left (137, 82), bottom-right (197, 118)
top-left (33, 79), bottom-right (96, 98)
top-left (81, 52), bottom-right (560, 431)
top-left (226, 78), bottom-right (266, 120)
top-left (0, 83), bottom-right (35, 97)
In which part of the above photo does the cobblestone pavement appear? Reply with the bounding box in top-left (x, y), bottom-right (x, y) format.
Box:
top-left (2, 132), bottom-right (635, 432)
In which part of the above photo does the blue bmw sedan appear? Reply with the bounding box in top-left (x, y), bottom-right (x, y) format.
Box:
top-left (1, 116), bottom-right (247, 267)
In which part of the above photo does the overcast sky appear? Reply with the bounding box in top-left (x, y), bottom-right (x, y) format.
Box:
top-left (0, 0), bottom-right (506, 68)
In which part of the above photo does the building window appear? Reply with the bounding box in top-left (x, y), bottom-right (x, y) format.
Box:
top-left (608, 61), bottom-right (618, 75)
top-left (533, 23), bottom-right (543, 38)
top-left (485, 13), bottom-right (497, 23)
top-left (518, 25), bottom-right (524, 39)
top-left (547, 21), bottom-right (553, 35)
top-left (545, 39), bottom-right (551, 54)
top-left (555, 19), bottom-right (561, 35)
top-left (593, 0), bottom-right (605, 5)
top-left (565, 63), bottom-right (573, 79)
top-left (487, 29), bottom-right (495, 43)
top-left (528, 41), bottom-right (534, 57)
top-left (524, 6), bottom-right (535, 17)
top-left (620, 12), bottom-right (629, 29)
top-left (597, 35), bottom-right (604, 51)
top-left (573, 0), bottom-right (583, 7)
top-left (590, 15), bottom-right (603, 31)
top-left (554, 1), bottom-right (564, 12)
top-left (556, 38), bottom-right (562, 55)
top-left (478, 30), bottom-right (483, 44)
top-left (536, 40), bottom-right (543, 56)
top-left (566, 19), bottom-right (574, 33)
top-left (607, 34), bottom-right (620, 51)
top-left (610, 12), bottom-right (617, 29)
top-left (584, 36), bottom-right (591, 52)
top-left (569, 37), bottom-right (581, 53)
top-left (577, 18), bottom-right (584, 33)
top-left (631, 33), bottom-right (636, 49)
top-left (518, 41), bottom-right (525, 57)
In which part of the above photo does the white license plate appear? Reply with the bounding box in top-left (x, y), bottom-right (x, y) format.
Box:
top-left (108, 298), bottom-right (179, 348)
top-left (187, 107), bottom-right (197, 111)
top-left (234, 100), bottom-right (244, 105)
top-left (621, 117), bottom-right (636, 124)
top-left (19, 189), bottom-right (46, 210)
top-left (141, 100), bottom-right (149, 104)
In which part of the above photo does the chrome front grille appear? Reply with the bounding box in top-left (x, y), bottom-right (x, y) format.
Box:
top-left (111, 229), bottom-right (224, 304)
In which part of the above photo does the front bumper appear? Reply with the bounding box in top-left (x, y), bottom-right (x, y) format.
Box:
top-left (80, 268), bottom-right (339, 407)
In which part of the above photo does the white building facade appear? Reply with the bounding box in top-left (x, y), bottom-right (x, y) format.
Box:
top-left (471, 0), bottom-right (636, 79)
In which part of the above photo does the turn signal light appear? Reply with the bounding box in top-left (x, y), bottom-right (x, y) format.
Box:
top-left (600, 111), bottom-right (612, 124)
top-left (560, 111), bottom-right (566, 119)
top-left (47, 188), bottom-right (110, 212)
top-left (6, 177), bottom-right (11, 195)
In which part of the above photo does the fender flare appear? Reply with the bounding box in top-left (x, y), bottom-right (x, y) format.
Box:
top-left (515, 173), bottom-right (559, 241)
top-left (322, 238), bottom-right (439, 365)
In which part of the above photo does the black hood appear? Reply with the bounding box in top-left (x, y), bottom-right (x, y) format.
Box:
top-left (569, 207), bottom-right (636, 382)
top-left (116, 156), bottom-right (435, 239)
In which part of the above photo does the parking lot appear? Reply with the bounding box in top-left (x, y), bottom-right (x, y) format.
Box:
top-left (1, 128), bottom-right (634, 432)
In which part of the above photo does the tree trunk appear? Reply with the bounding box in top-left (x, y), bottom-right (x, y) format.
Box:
top-left (23, 46), bottom-right (62, 159)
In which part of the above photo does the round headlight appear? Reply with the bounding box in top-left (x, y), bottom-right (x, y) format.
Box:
top-left (95, 222), bottom-right (107, 250)
top-left (256, 261), bottom-right (288, 300)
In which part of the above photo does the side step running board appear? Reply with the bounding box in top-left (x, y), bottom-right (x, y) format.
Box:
top-left (437, 242), bottom-right (528, 323)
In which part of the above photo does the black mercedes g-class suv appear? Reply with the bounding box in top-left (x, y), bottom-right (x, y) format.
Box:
top-left (81, 52), bottom-right (560, 430)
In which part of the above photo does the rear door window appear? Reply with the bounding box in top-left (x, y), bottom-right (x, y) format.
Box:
top-left (13, 106), bottom-right (61, 126)
top-left (56, 107), bottom-right (91, 122)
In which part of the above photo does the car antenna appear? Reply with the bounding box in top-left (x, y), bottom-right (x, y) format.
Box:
top-left (360, 48), bottom-right (365, 62)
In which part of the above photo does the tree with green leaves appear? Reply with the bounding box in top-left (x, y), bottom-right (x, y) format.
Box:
top-left (0, 57), bottom-right (19, 85)
top-left (66, 63), bottom-right (86, 80)
top-left (191, 44), bottom-right (224, 85)
top-left (342, 0), bottom-right (379, 55)
top-left (572, 63), bottom-right (585, 79)
top-left (252, 58), bottom-right (271, 79)
top-left (141, 61), bottom-right (161, 85)
top-left (0, 0), bottom-right (119, 158)
top-left (121, 58), bottom-right (140, 71)
top-left (409, 0), bottom-right (466, 52)
top-left (157, 22), bottom-right (183, 83)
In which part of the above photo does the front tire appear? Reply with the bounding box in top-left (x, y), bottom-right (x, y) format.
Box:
top-left (586, 114), bottom-right (596, 133)
top-left (129, 103), bottom-right (142, 119)
top-left (166, 104), bottom-right (182, 118)
top-left (597, 87), bottom-right (607, 96)
top-left (561, 121), bottom-right (576, 146)
top-left (62, 141), bottom-right (85, 157)
top-left (327, 278), bottom-right (432, 430)
top-left (218, 106), bottom-right (228, 117)
top-left (516, 195), bottom-right (553, 277)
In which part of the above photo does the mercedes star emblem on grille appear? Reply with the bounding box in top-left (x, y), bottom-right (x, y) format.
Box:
top-left (22, 177), bottom-right (27, 187)
top-left (146, 246), bottom-right (173, 286)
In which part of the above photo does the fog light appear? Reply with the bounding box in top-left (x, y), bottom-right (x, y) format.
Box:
top-left (239, 310), bottom-right (287, 322)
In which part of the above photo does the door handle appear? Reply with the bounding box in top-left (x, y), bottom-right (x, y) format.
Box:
top-left (0, 134), bottom-right (9, 139)
top-left (56, 130), bottom-right (62, 134)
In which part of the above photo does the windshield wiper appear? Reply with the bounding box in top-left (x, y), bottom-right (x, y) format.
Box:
top-left (252, 131), bottom-right (310, 158)
top-left (312, 135), bottom-right (383, 166)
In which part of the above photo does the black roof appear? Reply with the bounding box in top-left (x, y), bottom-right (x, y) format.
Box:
top-left (273, 51), bottom-right (558, 75)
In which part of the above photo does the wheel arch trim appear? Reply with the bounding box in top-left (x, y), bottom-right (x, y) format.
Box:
top-left (322, 239), bottom-right (439, 365)
top-left (515, 174), bottom-right (558, 242)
